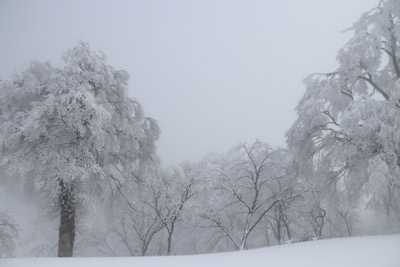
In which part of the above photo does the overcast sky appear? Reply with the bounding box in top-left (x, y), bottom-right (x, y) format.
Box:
top-left (0, 0), bottom-right (378, 165)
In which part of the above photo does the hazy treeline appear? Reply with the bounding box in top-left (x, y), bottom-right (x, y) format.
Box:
top-left (1, 0), bottom-right (400, 257)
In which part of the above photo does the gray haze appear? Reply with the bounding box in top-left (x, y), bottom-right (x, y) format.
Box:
top-left (0, 0), bottom-right (378, 165)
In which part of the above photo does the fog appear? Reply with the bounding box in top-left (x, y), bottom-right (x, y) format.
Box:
top-left (0, 0), bottom-right (378, 164)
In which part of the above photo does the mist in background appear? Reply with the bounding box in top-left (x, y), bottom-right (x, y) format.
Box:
top-left (0, 0), bottom-right (378, 164)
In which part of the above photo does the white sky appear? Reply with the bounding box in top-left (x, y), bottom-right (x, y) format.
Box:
top-left (0, 0), bottom-right (378, 165)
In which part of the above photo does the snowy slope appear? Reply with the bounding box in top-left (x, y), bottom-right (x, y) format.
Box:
top-left (1, 235), bottom-right (399, 267)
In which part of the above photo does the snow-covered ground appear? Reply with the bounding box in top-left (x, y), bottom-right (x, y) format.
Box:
top-left (1, 235), bottom-right (399, 267)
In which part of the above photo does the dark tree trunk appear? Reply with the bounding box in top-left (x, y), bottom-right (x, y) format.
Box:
top-left (166, 223), bottom-right (175, 255)
top-left (167, 233), bottom-right (172, 255)
top-left (285, 222), bottom-right (291, 241)
top-left (57, 180), bottom-right (76, 257)
top-left (318, 209), bottom-right (326, 239)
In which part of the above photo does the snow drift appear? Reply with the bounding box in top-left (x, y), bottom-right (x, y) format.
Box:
top-left (1, 235), bottom-right (399, 267)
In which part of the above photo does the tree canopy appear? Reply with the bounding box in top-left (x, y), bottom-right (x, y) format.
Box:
top-left (0, 41), bottom-right (160, 256)
top-left (287, 0), bottom-right (400, 228)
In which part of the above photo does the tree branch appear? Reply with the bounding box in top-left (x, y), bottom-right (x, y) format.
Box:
top-left (358, 73), bottom-right (390, 101)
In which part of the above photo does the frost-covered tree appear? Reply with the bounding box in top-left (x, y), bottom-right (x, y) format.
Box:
top-left (0, 212), bottom-right (19, 257)
top-left (200, 141), bottom-right (295, 251)
top-left (96, 192), bottom-right (164, 256)
top-left (264, 182), bottom-right (298, 245)
top-left (149, 162), bottom-right (199, 255)
top-left (0, 42), bottom-right (160, 257)
top-left (95, 163), bottom-right (165, 257)
top-left (90, 161), bottom-right (199, 256)
top-left (287, 0), bottom-right (400, 232)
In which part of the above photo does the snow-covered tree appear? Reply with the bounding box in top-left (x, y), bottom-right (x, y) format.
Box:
top-left (200, 141), bottom-right (296, 250)
top-left (0, 212), bottom-right (19, 257)
top-left (90, 161), bottom-right (200, 256)
top-left (287, 0), bottom-right (400, 232)
top-left (0, 42), bottom-right (160, 257)
top-left (96, 192), bottom-right (164, 257)
top-left (149, 162), bottom-right (200, 255)
top-left (94, 162), bottom-right (165, 257)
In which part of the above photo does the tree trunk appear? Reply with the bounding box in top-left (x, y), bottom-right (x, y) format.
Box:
top-left (167, 231), bottom-right (173, 255)
top-left (318, 209), bottom-right (326, 239)
top-left (57, 180), bottom-right (76, 257)
top-left (285, 222), bottom-right (291, 241)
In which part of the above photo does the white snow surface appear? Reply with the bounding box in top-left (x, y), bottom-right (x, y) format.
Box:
top-left (1, 235), bottom-right (400, 267)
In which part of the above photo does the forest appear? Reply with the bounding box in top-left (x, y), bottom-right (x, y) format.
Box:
top-left (0, 0), bottom-right (399, 258)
